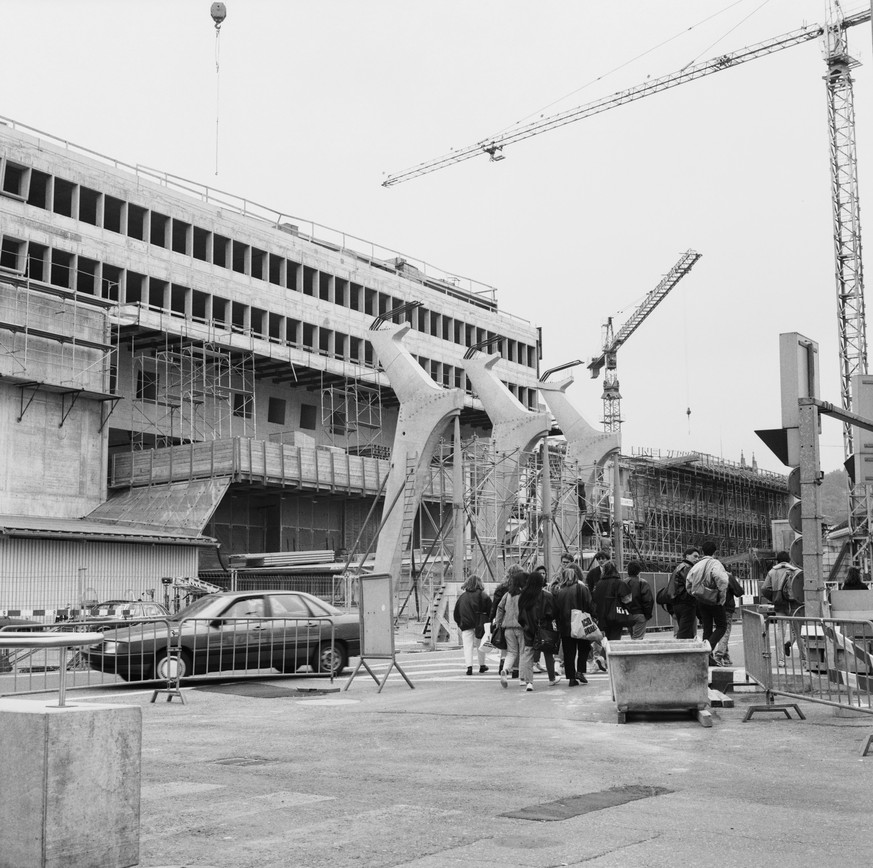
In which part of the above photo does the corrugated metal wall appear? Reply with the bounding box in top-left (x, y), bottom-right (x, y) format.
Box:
top-left (0, 538), bottom-right (199, 611)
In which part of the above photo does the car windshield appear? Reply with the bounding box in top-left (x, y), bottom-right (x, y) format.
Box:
top-left (170, 594), bottom-right (226, 621)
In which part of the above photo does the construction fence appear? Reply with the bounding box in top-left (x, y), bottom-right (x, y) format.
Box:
top-left (742, 608), bottom-right (873, 717)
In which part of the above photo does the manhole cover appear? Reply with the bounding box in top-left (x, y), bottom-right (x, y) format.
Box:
top-left (195, 682), bottom-right (334, 699)
top-left (501, 785), bottom-right (672, 821)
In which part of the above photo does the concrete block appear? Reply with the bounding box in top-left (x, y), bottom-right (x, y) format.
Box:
top-left (0, 699), bottom-right (141, 868)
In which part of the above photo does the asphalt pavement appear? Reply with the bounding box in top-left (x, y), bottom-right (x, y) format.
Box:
top-left (7, 624), bottom-right (873, 868)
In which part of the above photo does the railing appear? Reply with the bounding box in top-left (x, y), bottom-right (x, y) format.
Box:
top-left (0, 614), bottom-right (346, 700)
top-left (742, 608), bottom-right (873, 715)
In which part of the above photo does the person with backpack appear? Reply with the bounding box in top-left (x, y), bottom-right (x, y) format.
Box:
top-left (493, 568), bottom-right (526, 688)
top-left (666, 546), bottom-right (701, 639)
top-left (553, 566), bottom-right (595, 686)
top-left (761, 551), bottom-right (803, 666)
top-left (625, 560), bottom-right (654, 640)
top-left (591, 561), bottom-right (633, 642)
top-left (517, 571), bottom-right (559, 690)
top-left (713, 572), bottom-right (745, 666)
top-left (453, 574), bottom-right (492, 676)
top-left (491, 564), bottom-right (522, 679)
top-left (685, 540), bottom-right (730, 665)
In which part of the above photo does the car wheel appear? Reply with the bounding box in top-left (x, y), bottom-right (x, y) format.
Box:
top-left (311, 641), bottom-right (347, 676)
top-left (154, 648), bottom-right (192, 682)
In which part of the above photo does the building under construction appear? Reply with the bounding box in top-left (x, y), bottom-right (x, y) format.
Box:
top-left (0, 118), bottom-right (786, 616)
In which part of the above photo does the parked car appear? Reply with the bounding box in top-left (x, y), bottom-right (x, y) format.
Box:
top-left (0, 616), bottom-right (40, 631)
top-left (86, 601), bottom-right (171, 622)
top-left (81, 591), bottom-right (360, 682)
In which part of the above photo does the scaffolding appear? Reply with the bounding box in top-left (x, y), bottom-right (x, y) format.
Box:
top-left (623, 449), bottom-right (787, 578)
top-left (128, 333), bottom-right (256, 450)
top-left (321, 378), bottom-right (384, 454)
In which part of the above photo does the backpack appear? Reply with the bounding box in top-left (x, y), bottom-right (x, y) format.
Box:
top-left (686, 558), bottom-right (720, 605)
top-left (656, 585), bottom-right (674, 616)
top-left (778, 566), bottom-right (801, 604)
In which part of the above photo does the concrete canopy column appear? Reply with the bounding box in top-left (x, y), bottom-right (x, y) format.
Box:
top-left (463, 353), bottom-right (551, 580)
top-left (368, 323), bottom-right (465, 583)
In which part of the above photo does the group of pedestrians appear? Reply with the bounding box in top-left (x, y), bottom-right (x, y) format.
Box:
top-left (454, 549), bottom-right (660, 690)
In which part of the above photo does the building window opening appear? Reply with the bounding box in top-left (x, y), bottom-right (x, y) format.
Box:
top-left (192, 226), bottom-right (209, 261)
top-left (171, 284), bottom-right (187, 316)
top-left (127, 204), bottom-right (147, 240)
top-left (148, 278), bottom-right (168, 310)
top-left (191, 290), bottom-right (208, 322)
top-left (53, 178), bottom-right (75, 218)
top-left (79, 187), bottom-right (100, 226)
top-left (102, 264), bottom-right (122, 301)
top-left (232, 301), bottom-right (247, 331)
top-left (50, 249), bottom-right (73, 288)
top-left (232, 241), bottom-right (248, 274)
top-left (319, 272), bottom-right (331, 301)
top-left (349, 336), bottom-right (361, 362)
top-left (212, 296), bottom-right (228, 326)
top-left (268, 254), bottom-right (283, 286)
top-left (268, 397), bottom-right (286, 425)
top-left (0, 237), bottom-right (25, 273)
top-left (213, 234), bottom-right (229, 268)
top-left (268, 312), bottom-right (283, 341)
top-left (2, 162), bottom-right (28, 199)
top-left (250, 306), bottom-right (266, 337)
top-left (171, 219), bottom-right (190, 255)
top-left (302, 322), bottom-right (315, 349)
top-left (319, 329), bottom-right (331, 355)
top-left (150, 212), bottom-right (169, 248)
top-left (303, 266), bottom-right (316, 296)
top-left (25, 242), bottom-right (48, 282)
top-left (335, 278), bottom-right (348, 306)
top-left (364, 288), bottom-right (376, 316)
top-left (233, 393), bottom-right (253, 419)
top-left (364, 342), bottom-right (374, 366)
top-left (126, 271), bottom-right (145, 304)
top-left (334, 332), bottom-right (347, 359)
top-left (103, 196), bottom-right (124, 233)
top-left (299, 403), bottom-right (317, 430)
top-left (26, 170), bottom-right (50, 209)
top-left (349, 283), bottom-right (361, 311)
top-left (286, 318), bottom-right (300, 345)
top-left (251, 248), bottom-right (265, 280)
top-left (286, 260), bottom-right (299, 291)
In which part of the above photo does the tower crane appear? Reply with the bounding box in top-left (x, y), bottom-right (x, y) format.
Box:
top-left (384, 3), bottom-right (872, 559)
top-left (588, 250), bottom-right (702, 432)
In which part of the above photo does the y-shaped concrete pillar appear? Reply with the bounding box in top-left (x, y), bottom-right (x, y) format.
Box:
top-left (463, 353), bottom-right (551, 580)
top-left (538, 376), bottom-right (620, 477)
top-left (369, 323), bottom-right (465, 583)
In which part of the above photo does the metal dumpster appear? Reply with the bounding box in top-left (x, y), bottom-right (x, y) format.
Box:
top-left (604, 637), bottom-right (712, 726)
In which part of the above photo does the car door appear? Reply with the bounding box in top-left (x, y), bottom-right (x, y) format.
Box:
top-left (215, 596), bottom-right (267, 672)
top-left (266, 593), bottom-right (317, 673)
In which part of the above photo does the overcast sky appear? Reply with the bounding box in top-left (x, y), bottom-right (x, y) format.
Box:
top-left (3, 0), bottom-right (872, 473)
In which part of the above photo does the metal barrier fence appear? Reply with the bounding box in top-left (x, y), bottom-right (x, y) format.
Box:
top-left (742, 607), bottom-right (873, 715)
top-left (0, 613), bottom-right (344, 699)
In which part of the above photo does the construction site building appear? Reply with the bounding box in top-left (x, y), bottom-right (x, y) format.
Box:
top-left (0, 119), bottom-right (542, 612)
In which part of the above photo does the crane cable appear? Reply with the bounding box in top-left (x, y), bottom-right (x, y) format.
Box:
top-left (489, 0), bottom-right (762, 140)
top-left (214, 17), bottom-right (222, 176)
top-left (681, 0), bottom-right (775, 69)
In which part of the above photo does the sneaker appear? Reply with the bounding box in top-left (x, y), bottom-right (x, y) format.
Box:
top-left (500, 671), bottom-right (508, 688)
top-left (525, 683), bottom-right (534, 692)
top-left (548, 679), bottom-right (560, 687)
top-left (533, 663), bottom-right (545, 673)
top-left (465, 667), bottom-right (473, 676)
top-left (567, 679), bottom-right (579, 687)
top-left (479, 665), bottom-right (489, 674)
top-left (784, 641), bottom-right (792, 658)
top-left (578, 673), bottom-right (588, 684)
top-left (595, 657), bottom-right (607, 672)
top-left (722, 656), bottom-right (733, 666)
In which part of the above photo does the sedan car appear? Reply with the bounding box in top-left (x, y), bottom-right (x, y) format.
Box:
top-left (86, 601), bottom-right (170, 622)
top-left (81, 590), bottom-right (360, 682)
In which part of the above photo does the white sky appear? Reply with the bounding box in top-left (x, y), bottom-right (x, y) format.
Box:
top-left (3, 0), bottom-right (872, 474)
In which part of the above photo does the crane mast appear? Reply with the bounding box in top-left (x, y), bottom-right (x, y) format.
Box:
top-left (588, 250), bottom-right (702, 432)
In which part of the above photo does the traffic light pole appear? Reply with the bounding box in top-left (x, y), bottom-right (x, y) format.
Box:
top-left (798, 400), bottom-right (825, 617)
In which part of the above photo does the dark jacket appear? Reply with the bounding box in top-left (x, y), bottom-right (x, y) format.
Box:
top-left (518, 590), bottom-right (555, 645)
top-left (490, 583), bottom-right (509, 621)
top-left (453, 589), bottom-right (491, 632)
top-left (627, 576), bottom-right (654, 619)
top-left (586, 564), bottom-right (603, 595)
top-left (592, 571), bottom-right (632, 626)
top-left (553, 581), bottom-right (593, 636)
top-left (723, 574), bottom-right (745, 613)
top-left (671, 559), bottom-right (695, 606)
